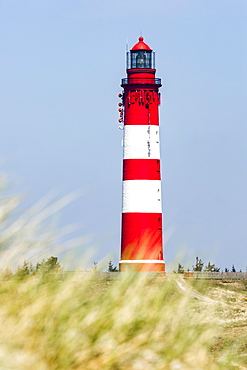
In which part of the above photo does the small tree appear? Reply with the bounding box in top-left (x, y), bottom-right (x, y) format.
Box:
top-left (107, 260), bottom-right (118, 272)
top-left (192, 257), bottom-right (204, 272)
top-left (204, 262), bottom-right (220, 272)
top-left (15, 260), bottom-right (34, 280)
top-left (177, 263), bottom-right (184, 274)
top-left (231, 265), bottom-right (236, 272)
top-left (15, 256), bottom-right (62, 279)
top-left (91, 261), bottom-right (99, 271)
top-left (39, 256), bottom-right (62, 274)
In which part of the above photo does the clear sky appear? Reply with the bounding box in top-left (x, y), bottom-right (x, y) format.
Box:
top-left (0, 0), bottom-right (247, 271)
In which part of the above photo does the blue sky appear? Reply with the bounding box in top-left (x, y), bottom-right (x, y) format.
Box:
top-left (0, 0), bottom-right (247, 271)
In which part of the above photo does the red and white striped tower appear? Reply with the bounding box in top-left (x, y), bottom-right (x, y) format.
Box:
top-left (118, 36), bottom-right (165, 272)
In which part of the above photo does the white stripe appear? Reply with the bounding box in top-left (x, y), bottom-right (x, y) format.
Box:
top-left (122, 180), bottom-right (162, 213)
top-left (123, 125), bottom-right (161, 159)
top-left (119, 260), bottom-right (165, 264)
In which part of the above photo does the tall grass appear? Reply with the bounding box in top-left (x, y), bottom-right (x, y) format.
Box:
top-left (0, 173), bottom-right (88, 270)
top-left (0, 274), bottom-right (232, 369)
top-left (0, 174), bottom-right (242, 369)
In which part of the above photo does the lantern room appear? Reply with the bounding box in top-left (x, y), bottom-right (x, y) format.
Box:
top-left (126, 37), bottom-right (155, 70)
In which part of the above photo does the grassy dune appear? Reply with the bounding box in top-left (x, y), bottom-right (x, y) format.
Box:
top-left (190, 279), bottom-right (247, 368)
top-left (0, 274), bottom-right (245, 369)
top-left (0, 176), bottom-right (246, 369)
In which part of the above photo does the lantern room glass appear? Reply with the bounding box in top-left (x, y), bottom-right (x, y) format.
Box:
top-left (129, 50), bottom-right (154, 69)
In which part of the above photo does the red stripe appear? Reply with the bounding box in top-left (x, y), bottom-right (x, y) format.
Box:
top-left (124, 90), bottom-right (160, 125)
top-left (123, 159), bottom-right (161, 180)
top-left (121, 213), bottom-right (163, 261)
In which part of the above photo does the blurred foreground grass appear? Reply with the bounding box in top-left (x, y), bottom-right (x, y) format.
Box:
top-left (0, 272), bottom-right (243, 369)
top-left (0, 174), bottom-right (246, 369)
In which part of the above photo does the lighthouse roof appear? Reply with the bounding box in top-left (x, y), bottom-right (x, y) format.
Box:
top-left (131, 37), bottom-right (152, 51)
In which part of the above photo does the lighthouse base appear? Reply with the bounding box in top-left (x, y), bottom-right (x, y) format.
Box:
top-left (119, 260), bottom-right (165, 272)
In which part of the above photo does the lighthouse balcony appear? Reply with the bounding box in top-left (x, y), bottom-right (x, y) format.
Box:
top-left (121, 77), bottom-right (162, 86)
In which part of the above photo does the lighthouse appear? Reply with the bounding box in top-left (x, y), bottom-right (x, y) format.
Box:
top-left (118, 36), bottom-right (165, 272)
